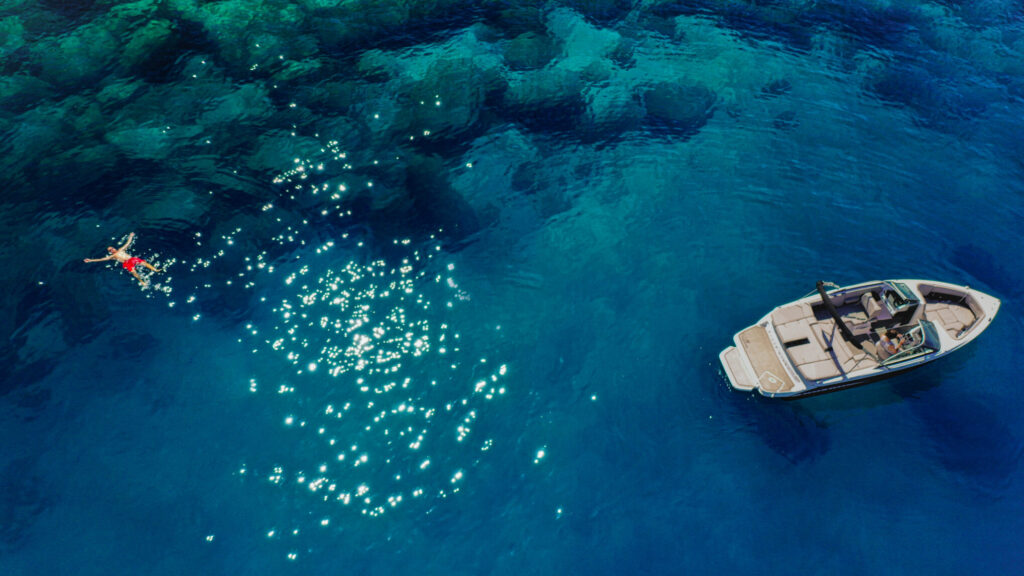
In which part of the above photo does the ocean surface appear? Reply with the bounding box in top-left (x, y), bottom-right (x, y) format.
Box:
top-left (2, 0), bottom-right (1023, 574)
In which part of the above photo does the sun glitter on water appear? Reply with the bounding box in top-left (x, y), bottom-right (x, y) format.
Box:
top-left (208, 134), bottom-right (510, 525)
top-left (245, 235), bottom-right (508, 521)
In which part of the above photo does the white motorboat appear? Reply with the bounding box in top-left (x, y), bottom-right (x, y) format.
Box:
top-left (719, 280), bottom-right (1001, 398)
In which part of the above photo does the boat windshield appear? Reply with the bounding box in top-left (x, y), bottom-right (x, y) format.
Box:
top-left (881, 282), bottom-right (920, 324)
top-left (881, 320), bottom-right (938, 366)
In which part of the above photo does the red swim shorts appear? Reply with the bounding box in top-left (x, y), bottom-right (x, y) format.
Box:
top-left (123, 257), bottom-right (145, 271)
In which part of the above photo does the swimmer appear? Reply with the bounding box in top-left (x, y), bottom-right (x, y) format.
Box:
top-left (83, 232), bottom-right (161, 285)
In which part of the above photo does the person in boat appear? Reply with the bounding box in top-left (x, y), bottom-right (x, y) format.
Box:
top-left (878, 329), bottom-right (904, 355)
top-left (83, 232), bottom-right (161, 285)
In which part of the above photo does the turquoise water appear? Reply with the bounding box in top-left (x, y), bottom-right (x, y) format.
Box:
top-left (2, 1), bottom-right (1023, 573)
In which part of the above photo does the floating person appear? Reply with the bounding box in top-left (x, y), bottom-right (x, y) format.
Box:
top-left (83, 232), bottom-right (161, 285)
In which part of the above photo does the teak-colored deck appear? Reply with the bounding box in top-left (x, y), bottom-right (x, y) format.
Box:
top-left (738, 325), bottom-right (796, 394)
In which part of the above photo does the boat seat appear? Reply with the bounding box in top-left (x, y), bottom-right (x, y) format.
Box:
top-left (797, 359), bottom-right (841, 381)
top-left (861, 292), bottom-right (882, 320)
top-left (771, 302), bottom-right (813, 325)
top-left (813, 322), bottom-right (874, 373)
top-left (929, 304), bottom-right (977, 337)
top-left (788, 341), bottom-right (830, 365)
top-left (776, 320), bottom-right (812, 344)
top-left (842, 292), bottom-right (883, 336)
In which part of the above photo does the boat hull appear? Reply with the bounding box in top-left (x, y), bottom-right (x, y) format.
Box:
top-left (720, 279), bottom-right (999, 398)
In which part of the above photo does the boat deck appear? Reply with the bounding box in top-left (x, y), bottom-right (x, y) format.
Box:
top-left (925, 294), bottom-right (979, 338)
top-left (738, 325), bottom-right (796, 394)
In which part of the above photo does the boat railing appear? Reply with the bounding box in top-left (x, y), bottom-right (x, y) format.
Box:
top-left (805, 281), bottom-right (839, 299)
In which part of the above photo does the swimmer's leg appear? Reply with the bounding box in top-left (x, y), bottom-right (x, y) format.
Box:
top-left (131, 269), bottom-right (147, 286)
top-left (140, 260), bottom-right (161, 273)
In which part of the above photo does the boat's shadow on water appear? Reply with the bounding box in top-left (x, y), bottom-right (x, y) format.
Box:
top-left (717, 347), bottom-right (1021, 498)
top-left (713, 373), bottom-right (831, 464)
top-left (892, 355), bottom-right (1022, 500)
top-left (714, 342), bottom-right (1003, 468)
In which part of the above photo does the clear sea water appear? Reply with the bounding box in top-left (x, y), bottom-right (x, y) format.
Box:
top-left (2, 1), bottom-right (1023, 574)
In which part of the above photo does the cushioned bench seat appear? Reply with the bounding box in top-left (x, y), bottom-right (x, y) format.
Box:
top-left (927, 302), bottom-right (977, 337)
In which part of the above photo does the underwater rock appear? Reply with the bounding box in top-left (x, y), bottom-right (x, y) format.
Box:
top-left (137, 184), bottom-right (212, 230)
top-left (105, 125), bottom-right (175, 160)
top-left (482, 1), bottom-right (547, 36)
top-left (0, 16), bottom-right (25, 57)
top-left (760, 78), bottom-right (793, 98)
top-left (32, 22), bottom-right (119, 87)
top-left (0, 74), bottom-right (56, 115)
top-left (635, 12), bottom-right (680, 38)
top-left (33, 144), bottom-right (120, 193)
top-left (640, 81), bottom-right (717, 135)
top-left (356, 49), bottom-right (399, 81)
top-left (270, 55), bottom-right (326, 84)
top-left (189, 1), bottom-right (308, 74)
top-left (404, 152), bottom-right (480, 238)
top-left (581, 83), bottom-right (644, 140)
top-left (313, 115), bottom-right (365, 151)
top-left (772, 110), bottom-right (799, 131)
top-left (198, 83), bottom-right (274, 125)
top-left (103, 0), bottom-right (161, 21)
top-left (560, 0), bottom-right (632, 26)
top-left (246, 131), bottom-right (327, 174)
top-left (865, 61), bottom-right (993, 126)
top-left (504, 32), bottom-right (558, 71)
top-left (547, 7), bottom-right (623, 63)
top-left (505, 66), bottom-right (585, 111)
top-left (95, 78), bottom-right (148, 110)
top-left (292, 79), bottom-right (371, 116)
top-left (451, 127), bottom-right (540, 218)
top-left (121, 19), bottom-right (177, 73)
top-left (310, 0), bottom-right (412, 50)
top-left (2, 105), bottom-right (71, 185)
top-left (61, 95), bottom-right (106, 140)
top-left (396, 57), bottom-right (501, 141)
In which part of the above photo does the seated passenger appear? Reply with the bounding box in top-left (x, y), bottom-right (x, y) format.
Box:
top-left (878, 329), bottom-right (904, 355)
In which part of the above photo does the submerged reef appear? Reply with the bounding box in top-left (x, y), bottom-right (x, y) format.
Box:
top-left (2, 0), bottom-right (1023, 376)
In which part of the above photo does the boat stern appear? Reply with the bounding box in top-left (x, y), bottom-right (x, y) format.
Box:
top-left (720, 345), bottom-right (757, 391)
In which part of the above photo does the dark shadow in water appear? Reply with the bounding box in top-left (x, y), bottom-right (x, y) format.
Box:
top-left (2, 287), bottom-right (59, 398)
top-left (133, 21), bottom-right (218, 84)
top-left (801, 0), bottom-right (920, 49)
top-left (720, 383), bottom-right (831, 464)
top-left (402, 152), bottom-right (482, 240)
top-left (952, 243), bottom-right (1021, 299)
top-left (0, 457), bottom-right (51, 553)
top-left (562, 0), bottom-right (634, 27)
top-left (108, 331), bottom-right (160, 360)
top-left (867, 62), bottom-right (991, 127)
top-left (638, 82), bottom-right (717, 140)
top-left (36, 0), bottom-right (101, 25)
top-left (902, 388), bottom-right (1022, 499)
top-left (0, 359), bottom-right (53, 399)
top-left (649, 0), bottom-right (812, 51)
top-left (315, 2), bottom-right (487, 62)
top-left (498, 96), bottom-right (588, 136)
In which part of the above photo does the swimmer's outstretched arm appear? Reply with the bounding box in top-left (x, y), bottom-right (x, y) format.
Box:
top-left (83, 254), bottom-right (114, 263)
top-left (118, 232), bottom-right (135, 252)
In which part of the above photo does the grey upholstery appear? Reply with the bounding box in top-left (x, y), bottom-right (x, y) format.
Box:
top-left (861, 292), bottom-right (882, 320)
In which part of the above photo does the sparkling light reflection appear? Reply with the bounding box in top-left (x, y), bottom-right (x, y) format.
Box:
top-left (159, 127), bottom-right (513, 538)
top-left (237, 212), bottom-right (507, 521)
top-left (251, 236), bottom-right (507, 520)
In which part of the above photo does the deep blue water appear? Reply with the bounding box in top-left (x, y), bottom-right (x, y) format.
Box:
top-left (3, 1), bottom-right (1024, 574)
